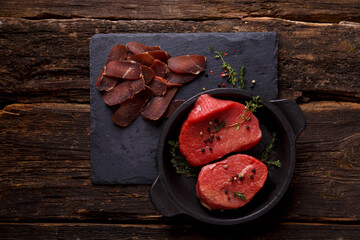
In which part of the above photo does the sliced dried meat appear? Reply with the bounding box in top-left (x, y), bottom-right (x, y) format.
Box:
top-left (147, 77), bottom-right (167, 96)
top-left (127, 53), bottom-right (155, 67)
top-left (103, 77), bottom-right (145, 106)
top-left (104, 60), bottom-right (143, 80)
top-left (96, 66), bottom-right (118, 91)
top-left (151, 59), bottom-right (169, 78)
top-left (141, 87), bottom-right (179, 121)
top-left (168, 55), bottom-right (206, 75)
top-left (105, 44), bottom-right (128, 64)
top-left (112, 88), bottom-right (153, 127)
top-left (163, 99), bottom-right (185, 118)
top-left (147, 50), bottom-right (171, 63)
top-left (166, 70), bottom-right (197, 85)
top-left (154, 76), bottom-right (182, 87)
top-left (126, 42), bottom-right (161, 54)
top-left (141, 65), bottom-right (155, 84)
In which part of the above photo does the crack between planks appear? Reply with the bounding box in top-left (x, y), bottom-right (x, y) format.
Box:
top-left (18, 16), bottom-right (360, 26)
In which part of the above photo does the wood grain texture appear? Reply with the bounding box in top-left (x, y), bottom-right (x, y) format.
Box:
top-left (0, 18), bottom-right (359, 106)
top-left (1, 101), bottom-right (359, 222)
top-left (1, 222), bottom-right (360, 240)
top-left (1, 0), bottom-right (360, 23)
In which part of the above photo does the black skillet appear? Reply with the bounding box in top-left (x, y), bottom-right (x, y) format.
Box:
top-left (150, 88), bottom-right (306, 225)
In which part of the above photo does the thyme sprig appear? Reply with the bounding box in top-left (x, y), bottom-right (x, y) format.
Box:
top-left (260, 132), bottom-right (282, 168)
top-left (233, 191), bottom-right (246, 200)
top-left (168, 140), bottom-right (198, 177)
top-left (210, 46), bottom-right (245, 89)
top-left (213, 120), bottom-right (225, 132)
top-left (228, 96), bottom-right (263, 130)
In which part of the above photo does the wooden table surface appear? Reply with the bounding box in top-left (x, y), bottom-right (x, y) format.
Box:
top-left (1, 1), bottom-right (359, 239)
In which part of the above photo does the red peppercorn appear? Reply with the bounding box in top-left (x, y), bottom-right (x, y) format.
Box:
top-left (222, 84), bottom-right (226, 87)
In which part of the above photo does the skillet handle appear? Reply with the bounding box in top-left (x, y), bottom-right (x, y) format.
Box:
top-left (271, 99), bottom-right (306, 139)
top-left (150, 176), bottom-right (182, 217)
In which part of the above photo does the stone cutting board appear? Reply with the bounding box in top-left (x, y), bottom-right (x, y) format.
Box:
top-left (90, 32), bottom-right (278, 184)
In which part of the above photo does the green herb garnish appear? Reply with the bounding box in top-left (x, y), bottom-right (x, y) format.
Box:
top-left (233, 191), bottom-right (246, 200)
top-left (228, 96), bottom-right (262, 130)
top-left (168, 140), bottom-right (198, 177)
top-left (210, 46), bottom-right (245, 89)
top-left (213, 120), bottom-right (225, 132)
top-left (260, 132), bottom-right (282, 168)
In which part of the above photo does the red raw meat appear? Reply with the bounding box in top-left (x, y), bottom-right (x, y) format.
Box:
top-left (103, 77), bottom-right (145, 106)
top-left (168, 55), bottom-right (206, 75)
top-left (196, 154), bottom-right (268, 210)
top-left (104, 60), bottom-right (143, 80)
top-left (179, 94), bottom-right (262, 167)
top-left (126, 42), bottom-right (161, 54)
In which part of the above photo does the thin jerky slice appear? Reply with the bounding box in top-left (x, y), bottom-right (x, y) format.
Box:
top-left (128, 53), bottom-right (155, 67)
top-left (141, 65), bottom-right (155, 84)
top-left (104, 60), bottom-right (143, 80)
top-left (146, 50), bottom-right (171, 63)
top-left (103, 77), bottom-right (145, 106)
top-left (147, 77), bottom-right (167, 96)
top-left (168, 55), bottom-right (206, 75)
top-left (126, 42), bottom-right (161, 54)
top-left (163, 99), bottom-right (185, 118)
top-left (96, 66), bottom-right (118, 91)
top-left (154, 76), bottom-right (182, 87)
top-left (166, 70), bottom-right (198, 85)
top-left (106, 44), bottom-right (128, 64)
top-left (151, 59), bottom-right (169, 78)
top-left (141, 87), bottom-right (179, 121)
top-left (112, 88), bottom-right (153, 127)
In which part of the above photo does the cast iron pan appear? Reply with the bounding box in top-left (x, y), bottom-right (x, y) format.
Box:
top-left (150, 88), bottom-right (306, 225)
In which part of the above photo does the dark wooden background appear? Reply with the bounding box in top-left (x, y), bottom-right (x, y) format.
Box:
top-left (1, 1), bottom-right (359, 239)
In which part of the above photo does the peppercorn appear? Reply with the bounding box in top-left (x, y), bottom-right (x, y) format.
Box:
top-left (250, 174), bottom-right (254, 179)
top-left (201, 148), bottom-right (205, 152)
top-left (225, 190), bottom-right (228, 194)
top-left (205, 73), bottom-right (209, 77)
top-left (207, 127), bottom-right (211, 132)
top-left (246, 126), bottom-right (250, 130)
top-left (203, 139), bottom-right (207, 143)
top-left (208, 138), bottom-right (213, 143)
top-left (252, 168), bottom-right (256, 173)
top-left (216, 136), bottom-right (220, 140)
top-left (221, 84), bottom-right (226, 87)
top-left (215, 119), bottom-right (219, 124)
top-left (230, 178), bottom-right (234, 182)
top-left (200, 131), bottom-right (204, 135)
top-left (235, 174), bottom-right (239, 178)
top-left (217, 84), bottom-right (221, 88)
top-left (209, 147), bottom-right (213, 151)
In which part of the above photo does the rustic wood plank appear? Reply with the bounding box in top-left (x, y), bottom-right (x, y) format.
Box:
top-left (0, 101), bottom-right (359, 222)
top-left (1, 0), bottom-right (360, 23)
top-left (0, 18), bottom-right (359, 106)
top-left (0, 222), bottom-right (360, 240)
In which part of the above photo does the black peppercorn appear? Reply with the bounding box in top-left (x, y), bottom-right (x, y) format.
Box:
top-left (201, 148), bottom-right (205, 152)
top-left (216, 136), bottom-right (220, 140)
top-left (225, 190), bottom-right (228, 194)
top-left (250, 174), bottom-right (254, 179)
top-left (252, 168), bottom-right (256, 173)
top-left (207, 127), bottom-right (211, 132)
top-left (246, 126), bottom-right (250, 130)
top-left (209, 147), bottom-right (213, 151)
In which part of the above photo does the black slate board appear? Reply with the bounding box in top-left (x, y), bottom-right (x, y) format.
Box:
top-left (90, 32), bottom-right (278, 184)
